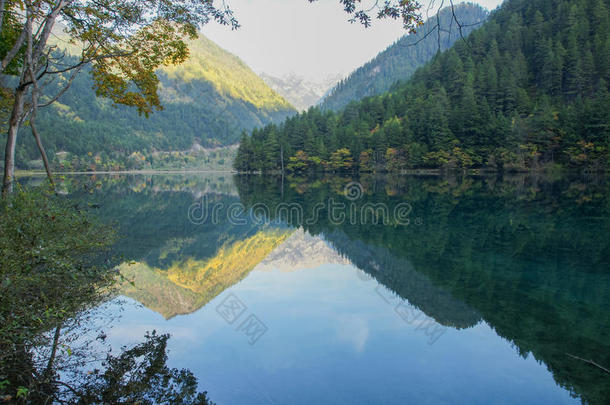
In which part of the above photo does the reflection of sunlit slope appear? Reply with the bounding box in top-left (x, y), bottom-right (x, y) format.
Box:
top-left (166, 229), bottom-right (292, 291)
top-left (118, 228), bottom-right (293, 319)
top-left (118, 262), bottom-right (200, 319)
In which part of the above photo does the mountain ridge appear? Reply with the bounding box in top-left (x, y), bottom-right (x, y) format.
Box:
top-left (320, 3), bottom-right (490, 111)
top-left (6, 32), bottom-right (296, 171)
top-left (260, 72), bottom-right (343, 111)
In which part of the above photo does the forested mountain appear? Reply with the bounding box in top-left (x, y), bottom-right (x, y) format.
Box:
top-left (321, 3), bottom-right (489, 111)
top-left (235, 0), bottom-right (610, 173)
top-left (4, 34), bottom-right (295, 170)
top-left (261, 72), bottom-right (343, 111)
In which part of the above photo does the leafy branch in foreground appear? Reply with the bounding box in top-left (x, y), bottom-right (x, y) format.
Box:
top-left (73, 331), bottom-right (214, 405)
top-left (308, 0), bottom-right (423, 32)
top-left (0, 187), bottom-right (214, 403)
top-left (0, 186), bottom-right (115, 402)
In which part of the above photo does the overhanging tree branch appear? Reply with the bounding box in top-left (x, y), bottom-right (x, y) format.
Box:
top-left (0, 15), bottom-right (28, 74)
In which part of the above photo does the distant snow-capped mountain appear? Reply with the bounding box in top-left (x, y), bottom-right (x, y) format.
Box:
top-left (260, 72), bottom-right (343, 111)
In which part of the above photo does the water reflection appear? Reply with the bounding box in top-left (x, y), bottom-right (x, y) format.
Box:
top-left (30, 173), bottom-right (609, 404)
top-left (235, 173), bottom-right (610, 404)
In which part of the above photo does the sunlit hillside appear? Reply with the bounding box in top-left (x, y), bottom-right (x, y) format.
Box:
top-left (163, 35), bottom-right (293, 111)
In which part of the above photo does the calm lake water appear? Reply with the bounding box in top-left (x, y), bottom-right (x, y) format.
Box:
top-left (29, 173), bottom-right (610, 404)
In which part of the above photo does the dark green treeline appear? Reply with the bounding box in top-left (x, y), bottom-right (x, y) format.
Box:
top-left (235, 0), bottom-right (610, 173)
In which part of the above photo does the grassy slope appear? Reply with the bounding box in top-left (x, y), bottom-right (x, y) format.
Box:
top-left (163, 35), bottom-right (293, 112)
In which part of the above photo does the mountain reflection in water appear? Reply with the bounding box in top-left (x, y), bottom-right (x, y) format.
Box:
top-left (39, 173), bottom-right (609, 405)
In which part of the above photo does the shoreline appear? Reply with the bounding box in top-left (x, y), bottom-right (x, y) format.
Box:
top-left (14, 167), bottom-right (608, 177)
top-left (15, 169), bottom-right (238, 177)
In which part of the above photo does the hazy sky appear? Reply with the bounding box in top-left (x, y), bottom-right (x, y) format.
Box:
top-left (203, 0), bottom-right (504, 81)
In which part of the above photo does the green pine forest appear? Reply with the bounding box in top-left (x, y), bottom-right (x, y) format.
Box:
top-left (321, 3), bottom-right (489, 111)
top-left (235, 0), bottom-right (610, 173)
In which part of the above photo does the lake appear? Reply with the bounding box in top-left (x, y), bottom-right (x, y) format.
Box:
top-left (35, 173), bottom-right (610, 404)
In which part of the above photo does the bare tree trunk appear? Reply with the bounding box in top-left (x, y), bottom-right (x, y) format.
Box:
top-left (2, 86), bottom-right (25, 195)
top-left (31, 121), bottom-right (54, 187)
top-left (0, 0), bottom-right (6, 34)
top-left (39, 325), bottom-right (62, 403)
top-left (26, 19), bottom-right (55, 189)
top-left (45, 325), bottom-right (61, 377)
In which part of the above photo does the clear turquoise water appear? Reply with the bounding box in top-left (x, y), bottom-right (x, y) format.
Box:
top-left (54, 173), bottom-right (609, 404)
